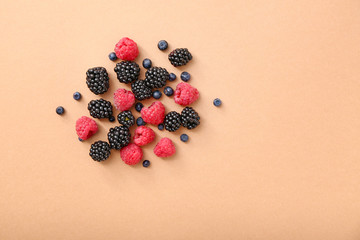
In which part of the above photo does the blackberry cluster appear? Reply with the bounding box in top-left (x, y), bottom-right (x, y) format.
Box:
top-left (117, 110), bottom-right (135, 127)
top-left (86, 67), bottom-right (109, 95)
top-left (131, 80), bottom-right (152, 100)
top-left (89, 141), bottom-right (111, 162)
top-left (168, 48), bottom-right (192, 67)
top-left (164, 111), bottom-right (182, 132)
top-left (181, 107), bottom-right (200, 130)
top-left (114, 61), bottom-right (140, 84)
top-left (88, 99), bottom-right (113, 119)
top-left (144, 67), bottom-right (169, 89)
top-left (107, 126), bottom-right (131, 150)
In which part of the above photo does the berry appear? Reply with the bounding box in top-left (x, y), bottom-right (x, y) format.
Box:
top-left (135, 102), bottom-right (144, 112)
top-left (158, 124), bottom-right (164, 130)
top-left (153, 90), bottom-right (162, 99)
top-left (144, 67), bottom-right (170, 89)
top-left (174, 82), bottom-right (199, 106)
top-left (73, 92), bottom-right (81, 100)
top-left (133, 126), bottom-right (155, 146)
top-left (168, 48), bottom-right (192, 67)
top-left (164, 111), bottom-right (181, 132)
top-left (78, 137), bottom-right (83, 141)
top-left (154, 138), bottom-right (176, 157)
top-left (213, 98), bottom-right (222, 106)
top-left (86, 67), bottom-right (109, 95)
top-left (88, 99), bottom-right (113, 119)
top-left (120, 143), bottom-right (143, 165)
top-left (180, 134), bottom-right (189, 142)
top-left (56, 106), bottom-right (64, 115)
top-left (181, 107), bottom-right (200, 130)
top-left (107, 126), bottom-right (131, 150)
top-left (114, 37), bottom-right (139, 61)
top-left (158, 40), bottom-right (168, 50)
top-left (136, 117), bottom-right (146, 126)
top-left (109, 52), bottom-right (117, 61)
top-left (163, 86), bottom-right (174, 96)
top-left (180, 72), bottom-right (191, 82)
top-left (169, 73), bottom-right (176, 81)
top-left (114, 61), bottom-right (140, 84)
top-left (117, 110), bottom-right (135, 127)
top-left (75, 116), bottom-right (98, 140)
top-left (89, 141), bottom-right (111, 162)
top-left (142, 58), bottom-right (152, 69)
top-left (113, 88), bottom-right (135, 111)
top-left (141, 101), bottom-right (165, 125)
top-left (109, 116), bottom-right (115, 122)
top-left (142, 160), bottom-right (150, 167)
top-left (131, 80), bottom-right (152, 100)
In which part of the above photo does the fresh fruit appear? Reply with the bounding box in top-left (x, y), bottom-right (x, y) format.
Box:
top-left (142, 58), bottom-right (152, 69)
top-left (181, 107), bottom-right (200, 130)
top-left (158, 124), bottom-right (164, 130)
top-left (142, 160), bottom-right (150, 167)
top-left (180, 72), bottom-right (191, 82)
top-left (213, 98), bottom-right (222, 106)
top-left (154, 138), bottom-right (176, 157)
top-left (168, 48), bottom-right (192, 67)
top-left (140, 101), bottom-right (165, 125)
top-left (144, 67), bottom-right (169, 89)
top-left (109, 116), bottom-right (115, 122)
top-left (56, 106), bottom-right (64, 115)
top-left (113, 88), bottom-right (135, 111)
top-left (158, 40), bottom-right (168, 50)
top-left (89, 141), bottom-right (111, 162)
top-left (164, 111), bottom-right (181, 132)
top-left (131, 80), bottom-right (152, 100)
top-left (169, 73), bottom-right (176, 81)
top-left (73, 92), bottom-right (81, 100)
top-left (153, 90), bottom-right (162, 99)
top-left (114, 61), bottom-right (140, 84)
top-left (133, 126), bottom-right (155, 146)
top-left (75, 116), bottom-right (98, 140)
top-left (136, 117), bottom-right (146, 126)
top-left (108, 52), bottom-right (117, 61)
top-left (174, 82), bottom-right (199, 106)
top-left (117, 110), bottom-right (135, 127)
top-left (114, 37), bottom-right (139, 61)
top-left (180, 134), bottom-right (189, 142)
top-left (87, 99), bottom-right (113, 119)
top-left (163, 86), bottom-right (174, 96)
top-left (86, 67), bottom-right (109, 95)
top-left (107, 126), bottom-right (131, 150)
top-left (120, 143), bottom-right (143, 165)
top-left (135, 102), bottom-right (144, 112)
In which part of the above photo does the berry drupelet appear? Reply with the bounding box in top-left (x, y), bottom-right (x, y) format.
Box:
top-left (168, 48), bottom-right (192, 67)
top-left (114, 61), bottom-right (140, 84)
top-left (86, 67), bottom-right (109, 95)
top-left (89, 141), bottom-right (111, 162)
top-left (181, 107), bottom-right (200, 130)
top-left (117, 110), bottom-right (135, 127)
top-left (87, 99), bottom-right (113, 120)
top-left (144, 67), bottom-right (170, 89)
top-left (131, 80), bottom-right (152, 100)
top-left (107, 126), bottom-right (131, 150)
top-left (164, 111), bottom-right (182, 132)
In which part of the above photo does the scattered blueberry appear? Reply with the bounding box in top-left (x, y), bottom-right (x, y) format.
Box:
top-left (180, 134), bottom-right (189, 142)
top-left (142, 58), bottom-right (152, 69)
top-left (135, 103), bottom-right (144, 112)
top-left (142, 160), bottom-right (151, 167)
top-left (56, 106), bottom-right (64, 115)
top-left (78, 137), bottom-right (83, 142)
top-left (109, 116), bottom-right (115, 122)
top-left (153, 90), bottom-right (162, 99)
top-left (158, 40), bottom-right (168, 50)
top-left (73, 92), bottom-right (81, 100)
top-left (163, 86), bottom-right (174, 96)
top-left (169, 73), bottom-right (176, 81)
top-left (136, 117), bottom-right (146, 126)
top-left (108, 52), bottom-right (117, 61)
top-left (181, 72), bottom-right (191, 82)
top-left (158, 124), bottom-right (164, 130)
top-left (213, 98), bottom-right (222, 107)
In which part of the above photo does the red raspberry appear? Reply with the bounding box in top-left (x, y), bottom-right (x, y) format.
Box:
top-left (174, 82), bottom-right (199, 106)
top-left (140, 101), bottom-right (165, 125)
top-left (133, 126), bottom-right (155, 146)
top-left (120, 143), bottom-right (143, 165)
top-left (114, 37), bottom-right (139, 61)
top-left (154, 138), bottom-right (176, 157)
top-left (113, 88), bottom-right (135, 111)
top-left (75, 116), bottom-right (98, 140)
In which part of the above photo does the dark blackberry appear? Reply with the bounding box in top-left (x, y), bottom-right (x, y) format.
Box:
top-left (168, 48), bottom-right (192, 67)
top-left (89, 141), bottom-right (111, 162)
top-left (87, 99), bottom-right (113, 119)
top-left (107, 126), bottom-right (131, 150)
top-left (144, 67), bottom-right (169, 89)
top-left (114, 61), bottom-right (140, 84)
top-left (131, 80), bottom-right (152, 100)
top-left (117, 110), bottom-right (135, 127)
top-left (86, 67), bottom-right (109, 95)
top-left (181, 107), bottom-right (200, 130)
top-left (164, 111), bottom-right (181, 132)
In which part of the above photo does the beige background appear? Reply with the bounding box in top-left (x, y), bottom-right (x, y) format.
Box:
top-left (1, 0), bottom-right (360, 239)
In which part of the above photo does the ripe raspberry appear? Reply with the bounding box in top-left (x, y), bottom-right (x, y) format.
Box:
top-left (114, 37), bottom-right (139, 61)
top-left (174, 82), bottom-right (199, 106)
top-left (120, 143), bottom-right (143, 165)
top-left (154, 138), bottom-right (176, 158)
top-left (140, 101), bottom-right (165, 125)
top-left (113, 88), bottom-right (135, 111)
top-left (75, 116), bottom-right (98, 140)
top-left (133, 126), bottom-right (155, 146)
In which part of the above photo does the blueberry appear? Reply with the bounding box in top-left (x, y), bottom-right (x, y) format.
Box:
top-left (158, 40), bottom-right (168, 50)
top-left (163, 86), bottom-right (174, 96)
top-left (73, 92), bottom-right (81, 100)
top-left (153, 90), bottom-right (162, 99)
top-left (109, 52), bottom-right (117, 61)
top-left (136, 117), bottom-right (146, 126)
top-left (142, 58), bottom-right (152, 69)
top-left (78, 137), bottom-right (83, 142)
top-left (109, 116), bottom-right (115, 122)
top-left (181, 72), bottom-right (191, 82)
top-left (158, 124), bottom-right (164, 130)
top-left (169, 73), bottom-right (176, 81)
top-left (213, 98), bottom-right (222, 107)
top-left (56, 106), bottom-right (64, 115)
top-left (135, 103), bottom-right (144, 112)
top-left (180, 134), bottom-right (189, 142)
top-left (142, 160), bottom-right (151, 167)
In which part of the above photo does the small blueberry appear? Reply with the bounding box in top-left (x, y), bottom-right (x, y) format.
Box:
top-left (136, 117), bottom-right (146, 126)
top-left (158, 124), bottom-right (164, 130)
top-left (109, 116), bottom-right (115, 122)
top-left (169, 73), bottom-right (176, 81)
top-left (56, 106), bottom-right (64, 115)
top-left (78, 137), bottom-right (83, 142)
top-left (158, 40), bottom-right (168, 50)
top-left (73, 92), bottom-right (81, 100)
top-left (163, 86), bottom-right (174, 96)
top-left (143, 160), bottom-right (151, 167)
top-left (109, 52), bottom-right (117, 61)
top-left (181, 72), bottom-right (191, 82)
top-left (213, 98), bottom-right (222, 107)
top-left (180, 134), bottom-right (189, 142)
top-left (135, 103), bottom-right (144, 112)
top-left (153, 90), bottom-right (162, 99)
top-left (142, 58), bottom-right (152, 69)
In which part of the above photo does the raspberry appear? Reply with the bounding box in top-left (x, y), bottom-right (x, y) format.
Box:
top-left (75, 116), bottom-right (98, 140)
top-left (113, 88), bottom-right (135, 111)
top-left (133, 126), bottom-right (155, 146)
top-left (120, 143), bottom-right (143, 165)
top-left (154, 138), bottom-right (176, 157)
top-left (114, 37), bottom-right (139, 61)
top-left (140, 101), bottom-right (165, 125)
top-left (174, 82), bottom-right (199, 106)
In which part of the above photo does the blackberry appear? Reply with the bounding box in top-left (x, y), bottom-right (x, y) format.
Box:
top-left (164, 111), bottom-right (181, 132)
top-left (86, 67), bottom-right (109, 95)
top-left (131, 80), bottom-right (152, 100)
top-left (144, 67), bottom-right (169, 89)
top-left (117, 110), bottom-right (135, 127)
top-left (89, 141), bottom-right (111, 162)
top-left (181, 107), bottom-right (200, 130)
top-left (107, 126), bottom-right (131, 150)
top-left (168, 48), bottom-right (192, 67)
top-left (87, 99), bottom-right (113, 119)
top-left (114, 61), bottom-right (140, 84)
